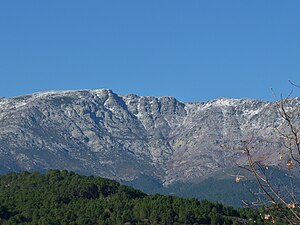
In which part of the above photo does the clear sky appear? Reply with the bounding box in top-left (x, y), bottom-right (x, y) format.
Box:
top-left (0, 1), bottom-right (299, 102)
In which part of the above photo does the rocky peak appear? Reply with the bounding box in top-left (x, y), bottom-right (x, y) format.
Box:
top-left (0, 89), bottom-right (299, 184)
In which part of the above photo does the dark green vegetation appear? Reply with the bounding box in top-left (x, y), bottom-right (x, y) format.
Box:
top-left (0, 171), bottom-right (289, 225)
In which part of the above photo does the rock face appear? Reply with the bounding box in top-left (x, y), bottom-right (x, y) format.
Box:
top-left (0, 89), bottom-right (299, 184)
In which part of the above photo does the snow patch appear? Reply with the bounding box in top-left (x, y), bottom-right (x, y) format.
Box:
top-left (211, 98), bottom-right (240, 107)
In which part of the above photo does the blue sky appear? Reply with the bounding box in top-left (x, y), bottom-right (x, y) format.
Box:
top-left (0, 1), bottom-right (299, 102)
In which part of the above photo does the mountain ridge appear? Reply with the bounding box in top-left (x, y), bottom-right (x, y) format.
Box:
top-left (0, 89), bottom-right (299, 186)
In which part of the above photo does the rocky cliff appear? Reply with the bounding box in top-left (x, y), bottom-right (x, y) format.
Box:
top-left (0, 90), bottom-right (299, 185)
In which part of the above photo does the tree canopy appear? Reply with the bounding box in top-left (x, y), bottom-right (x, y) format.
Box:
top-left (0, 170), bottom-right (290, 224)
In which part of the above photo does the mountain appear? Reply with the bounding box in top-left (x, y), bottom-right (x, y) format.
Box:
top-left (0, 89), bottom-right (299, 188)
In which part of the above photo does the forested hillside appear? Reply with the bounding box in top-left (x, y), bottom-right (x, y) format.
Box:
top-left (0, 170), bottom-right (290, 225)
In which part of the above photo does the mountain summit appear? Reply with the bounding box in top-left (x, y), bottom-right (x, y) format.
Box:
top-left (0, 89), bottom-right (299, 185)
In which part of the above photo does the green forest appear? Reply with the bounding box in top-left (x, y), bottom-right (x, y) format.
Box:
top-left (0, 170), bottom-right (290, 225)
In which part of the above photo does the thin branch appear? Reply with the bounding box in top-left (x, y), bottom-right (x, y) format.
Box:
top-left (289, 80), bottom-right (300, 88)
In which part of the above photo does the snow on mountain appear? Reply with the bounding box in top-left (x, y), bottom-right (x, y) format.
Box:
top-left (0, 89), bottom-right (299, 184)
